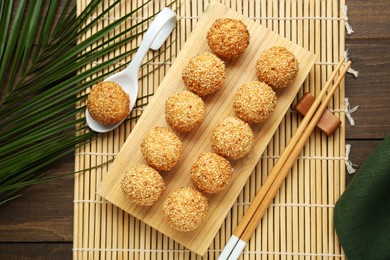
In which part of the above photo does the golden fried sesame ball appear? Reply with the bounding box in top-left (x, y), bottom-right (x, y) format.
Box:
top-left (121, 164), bottom-right (165, 206)
top-left (233, 81), bottom-right (277, 124)
top-left (256, 46), bottom-right (299, 88)
top-left (162, 187), bottom-right (208, 232)
top-left (210, 117), bottom-right (255, 160)
top-left (190, 152), bottom-right (233, 194)
top-left (207, 18), bottom-right (250, 59)
top-left (165, 91), bottom-right (205, 132)
top-left (87, 81), bottom-right (130, 125)
top-left (140, 127), bottom-right (183, 171)
top-left (182, 52), bottom-right (226, 97)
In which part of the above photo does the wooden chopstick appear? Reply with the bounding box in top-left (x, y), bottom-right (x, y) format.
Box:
top-left (240, 60), bottom-right (352, 241)
top-left (218, 59), bottom-right (351, 260)
top-left (232, 57), bottom-right (346, 238)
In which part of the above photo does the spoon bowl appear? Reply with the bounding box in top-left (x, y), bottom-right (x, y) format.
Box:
top-left (86, 8), bottom-right (177, 133)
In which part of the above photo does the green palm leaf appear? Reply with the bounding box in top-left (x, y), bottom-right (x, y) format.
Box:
top-left (0, 0), bottom-right (173, 205)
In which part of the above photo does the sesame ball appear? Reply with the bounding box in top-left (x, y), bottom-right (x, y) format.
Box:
top-left (210, 117), bottom-right (255, 160)
top-left (207, 18), bottom-right (250, 59)
top-left (190, 152), bottom-right (233, 194)
top-left (140, 127), bottom-right (183, 171)
top-left (256, 46), bottom-right (299, 88)
top-left (182, 52), bottom-right (226, 97)
top-left (87, 81), bottom-right (130, 125)
top-left (162, 187), bottom-right (208, 232)
top-left (233, 81), bottom-right (277, 123)
top-left (165, 91), bottom-right (205, 132)
top-left (121, 164), bottom-right (165, 206)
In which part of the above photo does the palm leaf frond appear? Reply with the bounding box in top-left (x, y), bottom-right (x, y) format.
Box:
top-left (0, 0), bottom-right (172, 204)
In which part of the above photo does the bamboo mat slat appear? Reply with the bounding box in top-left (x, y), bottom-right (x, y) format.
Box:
top-left (97, 2), bottom-right (316, 255)
top-left (74, 0), bottom-right (348, 259)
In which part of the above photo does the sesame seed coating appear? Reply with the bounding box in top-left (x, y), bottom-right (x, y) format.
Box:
top-left (207, 18), bottom-right (250, 59)
top-left (190, 152), bottom-right (233, 194)
top-left (233, 81), bottom-right (277, 124)
top-left (182, 52), bottom-right (226, 97)
top-left (121, 164), bottom-right (165, 206)
top-left (87, 81), bottom-right (130, 125)
top-left (162, 187), bottom-right (208, 232)
top-left (256, 46), bottom-right (299, 88)
top-left (165, 91), bottom-right (205, 132)
top-left (140, 127), bottom-right (183, 171)
top-left (210, 117), bottom-right (255, 160)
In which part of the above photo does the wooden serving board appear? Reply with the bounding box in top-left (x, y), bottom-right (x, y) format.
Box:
top-left (97, 1), bottom-right (316, 256)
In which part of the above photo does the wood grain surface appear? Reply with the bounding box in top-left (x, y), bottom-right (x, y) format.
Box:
top-left (0, 0), bottom-right (389, 259)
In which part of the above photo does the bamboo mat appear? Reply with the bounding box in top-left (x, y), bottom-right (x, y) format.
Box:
top-left (74, 0), bottom-right (348, 259)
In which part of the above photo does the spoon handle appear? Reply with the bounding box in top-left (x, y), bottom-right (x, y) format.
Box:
top-left (125, 8), bottom-right (177, 73)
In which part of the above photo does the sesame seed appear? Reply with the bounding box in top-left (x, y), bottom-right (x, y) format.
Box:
top-left (182, 52), bottom-right (226, 97)
top-left (207, 18), bottom-right (250, 59)
top-left (256, 46), bottom-right (299, 88)
top-left (121, 164), bottom-right (165, 206)
top-left (210, 117), bottom-right (255, 160)
top-left (87, 81), bottom-right (130, 125)
top-left (165, 91), bottom-right (205, 132)
top-left (190, 152), bottom-right (233, 194)
top-left (140, 127), bottom-right (183, 172)
top-left (233, 81), bottom-right (277, 124)
top-left (162, 187), bottom-right (208, 232)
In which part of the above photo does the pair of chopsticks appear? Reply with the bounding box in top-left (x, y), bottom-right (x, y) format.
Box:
top-left (219, 58), bottom-right (352, 260)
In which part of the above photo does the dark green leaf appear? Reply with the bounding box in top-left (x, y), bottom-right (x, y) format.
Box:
top-left (0, 0), bottom-right (26, 95)
top-left (0, 0), bottom-right (13, 62)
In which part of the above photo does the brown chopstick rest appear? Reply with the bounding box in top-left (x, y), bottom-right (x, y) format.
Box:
top-left (294, 92), bottom-right (341, 136)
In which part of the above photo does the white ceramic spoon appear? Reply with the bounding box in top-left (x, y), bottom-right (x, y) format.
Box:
top-left (86, 8), bottom-right (177, 133)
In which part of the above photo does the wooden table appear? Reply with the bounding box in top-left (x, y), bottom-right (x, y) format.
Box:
top-left (0, 0), bottom-right (389, 259)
